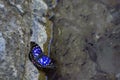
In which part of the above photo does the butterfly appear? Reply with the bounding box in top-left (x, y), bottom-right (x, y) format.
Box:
top-left (29, 42), bottom-right (55, 71)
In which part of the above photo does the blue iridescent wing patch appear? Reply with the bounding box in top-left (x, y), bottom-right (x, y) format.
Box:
top-left (37, 55), bottom-right (51, 67)
top-left (32, 46), bottom-right (42, 58)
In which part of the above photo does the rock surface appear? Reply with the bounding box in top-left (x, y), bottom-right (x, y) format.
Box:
top-left (50, 0), bottom-right (120, 80)
top-left (0, 0), bottom-right (31, 79)
top-left (0, 0), bottom-right (48, 80)
top-left (0, 0), bottom-right (120, 80)
top-left (24, 0), bottom-right (49, 80)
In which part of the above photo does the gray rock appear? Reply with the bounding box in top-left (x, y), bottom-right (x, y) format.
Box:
top-left (50, 0), bottom-right (120, 80)
top-left (0, 0), bottom-right (48, 80)
top-left (24, 0), bottom-right (48, 80)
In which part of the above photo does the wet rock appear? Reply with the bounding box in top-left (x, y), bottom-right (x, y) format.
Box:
top-left (50, 0), bottom-right (120, 80)
top-left (94, 0), bottom-right (120, 25)
top-left (90, 73), bottom-right (116, 80)
top-left (97, 26), bottom-right (120, 74)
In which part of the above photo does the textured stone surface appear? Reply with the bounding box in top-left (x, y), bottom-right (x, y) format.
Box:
top-left (0, 0), bottom-right (31, 80)
top-left (24, 0), bottom-right (48, 80)
top-left (50, 0), bottom-right (120, 80)
top-left (0, 0), bottom-right (48, 80)
top-left (0, 0), bottom-right (120, 80)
